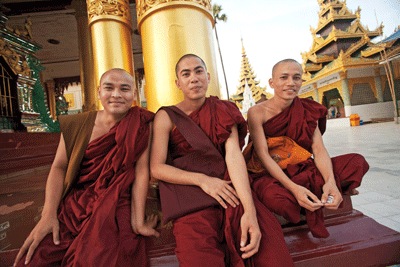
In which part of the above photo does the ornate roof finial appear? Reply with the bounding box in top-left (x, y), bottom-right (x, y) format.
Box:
top-left (355, 6), bottom-right (361, 20)
top-left (310, 25), bottom-right (316, 36)
top-left (230, 38), bottom-right (271, 109)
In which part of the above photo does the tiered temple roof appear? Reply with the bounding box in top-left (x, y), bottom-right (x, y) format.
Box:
top-left (362, 26), bottom-right (400, 60)
top-left (230, 39), bottom-right (271, 109)
top-left (301, 0), bottom-right (384, 81)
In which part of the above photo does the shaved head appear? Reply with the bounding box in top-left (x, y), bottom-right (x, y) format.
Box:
top-left (272, 59), bottom-right (302, 78)
top-left (100, 68), bottom-right (134, 85)
top-left (175, 54), bottom-right (207, 78)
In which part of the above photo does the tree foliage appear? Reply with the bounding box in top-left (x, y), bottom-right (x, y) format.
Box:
top-left (213, 4), bottom-right (227, 23)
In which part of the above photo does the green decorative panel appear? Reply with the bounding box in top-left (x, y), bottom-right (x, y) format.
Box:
top-left (26, 55), bottom-right (60, 132)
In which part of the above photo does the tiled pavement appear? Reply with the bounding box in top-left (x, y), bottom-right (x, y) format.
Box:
top-left (323, 121), bottom-right (400, 233)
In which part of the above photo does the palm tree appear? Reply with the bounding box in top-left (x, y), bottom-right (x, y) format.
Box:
top-left (213, 4), bottom-right (229, 99)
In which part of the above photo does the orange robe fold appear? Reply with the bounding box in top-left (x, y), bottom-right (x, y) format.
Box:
top-left (247, 97), bottom-right (369, 238)
top-left (16, 107), bottom-right (154, 267)
top-left (167, 96), bottom-right (294, 267)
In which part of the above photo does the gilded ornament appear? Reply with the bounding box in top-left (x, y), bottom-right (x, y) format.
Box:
top-left (87, 0), bottom-right (131, 21)
top-left (136, 0), bottom-right (212, 23)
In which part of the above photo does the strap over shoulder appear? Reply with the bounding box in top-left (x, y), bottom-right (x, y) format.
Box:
top-left (161, 106), bottom-right (221, 155)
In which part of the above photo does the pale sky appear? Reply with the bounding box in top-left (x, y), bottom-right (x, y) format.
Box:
top-left (213, 0), bottom-right (400, 99)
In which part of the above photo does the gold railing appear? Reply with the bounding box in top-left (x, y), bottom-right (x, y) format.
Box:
top-left (0, 64), bottom-right (17, 129)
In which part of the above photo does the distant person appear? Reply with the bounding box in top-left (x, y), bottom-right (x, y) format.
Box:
top-left (245, 59), bottom-right (369, 238)
top-left (328, 105), bottom-right (337, 118)
top-left (14, 69), bottom-right (159, 267)
top-left (150, 54), bottom-right (294, 266)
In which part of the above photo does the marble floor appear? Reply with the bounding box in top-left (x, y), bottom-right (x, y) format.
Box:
top-left (323, 121), bottom-right (400, 233)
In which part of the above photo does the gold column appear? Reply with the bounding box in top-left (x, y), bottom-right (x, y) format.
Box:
top-left (87, 0), bottom-right (135, 109)
top-left (313, 83), bottom-right (319, 103)
top-left (45, 80), bottom-right (56, 119)
top-left (374, 68), bottom-right (384, 102)
top-left (73, 0), bottom-right (97, 111)
top-left (136, 0), bottom-right (220, 112)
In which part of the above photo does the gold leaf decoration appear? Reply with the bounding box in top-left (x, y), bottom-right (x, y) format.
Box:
top-left (136, 0), bottom-right (212, 21)
top-left (87, 0), bottom-right (130, 20)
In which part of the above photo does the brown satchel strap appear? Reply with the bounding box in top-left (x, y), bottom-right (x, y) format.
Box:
top-left (161, 106), bottom-right (224, 159)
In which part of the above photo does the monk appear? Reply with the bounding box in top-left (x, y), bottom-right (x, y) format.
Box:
top-left (14, 68), bottom-right (159, 267)
top-left (245, 59), bottom-right (369, 238)
top-left (151, 54), bottom-right (294, 266)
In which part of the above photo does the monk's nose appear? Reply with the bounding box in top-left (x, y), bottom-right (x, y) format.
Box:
top-left (112, 89), bottom-right (122, 97)
top-left (190, 74), bottom-right (199, 83)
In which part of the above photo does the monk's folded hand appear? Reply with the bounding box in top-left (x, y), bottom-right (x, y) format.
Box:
top-left (291, 184), bottom-right (323, 212)
top-left (132, 214), bottom-right (160, 238)
top-left (239, 211), bottom-right (261, 259)
top-left (14, 214), bottom-right (60, 266)
top-left (199, 177), bottom-right (240, 209)
top-left (321, 181), bottom-right (343, 209)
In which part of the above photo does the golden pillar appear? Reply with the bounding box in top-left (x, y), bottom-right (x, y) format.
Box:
top-left (313, 83), bottom-right (319, 103)
top-left (136, 0), bottom-right (220, 112)
top-left (73, 0), bottom-right (97, 111)
top-left (87, 0), bottom-right (135, 109)
top-left (45, 80), bottom-right (56, 119)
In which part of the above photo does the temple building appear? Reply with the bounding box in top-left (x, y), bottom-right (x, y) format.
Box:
top-left (0, 14), bottom-right (62, 132)
top-left (0, 0), bottom-right (221, 132)
top-left (230, 39), bottom-right (272, 113)
top-left (2, 1), bottom-right (400, 266)
top-left (298, 0), bottom-right (399, 123)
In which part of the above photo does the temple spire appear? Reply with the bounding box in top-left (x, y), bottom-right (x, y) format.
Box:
top-left (230, 38), bottom-right (271, 110)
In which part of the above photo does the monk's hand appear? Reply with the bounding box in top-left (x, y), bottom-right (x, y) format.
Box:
top-left (291, 184), bottom-right (323, 212)
top-left (14, 214), bottom-right (60, 266)
top-left (239, 210), bottom-right (261, 259)
top-left (132, 214), bottom-right (160, 238)
top-left (200, 177), bottom-right (240, 209)
top-left (321, 180), bottom-right (342, 210)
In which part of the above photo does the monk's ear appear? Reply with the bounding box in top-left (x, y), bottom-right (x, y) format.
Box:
top-left (207, 72), bottom-right (211, 84)
top-left (268, 78), bottom-right (274, 89)
top-left (175, 79), bottom-right (181, 90)
top-left (97, 86), bottom-right (101, 98)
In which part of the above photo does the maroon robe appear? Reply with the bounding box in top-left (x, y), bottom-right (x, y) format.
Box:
top-left (16, 107), bottom-right (154, 267)
top-left (249, 97), bottom-right (369, 238)
top-left (168, 96), bottom-right (294, 267)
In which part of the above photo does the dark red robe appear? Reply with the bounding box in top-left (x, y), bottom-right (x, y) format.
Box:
top-left (249, 97), bottom-right (369, 238)
top-left (16, 107), bottom-right (154, 267)
top-left (168, 96), bottom-right (294, 267)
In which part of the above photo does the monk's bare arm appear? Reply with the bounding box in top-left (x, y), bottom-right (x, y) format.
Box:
top-left (224, 124), bottom-right (261, 259)
top-left (14, 134), bottom-right (68, 266)
top-left (131, 123), bottom-right (159, 237)
top-left (150, 110), bottom-right (205, 185)
top-left (150, 110), bottom-right (239, 208)
top-left (247, 106), bottom-right (323, 211)
top-left (43, 134), bottom-right (68, 217)
top-left (225, 124), bottom-right (255, 213)
top-left (311, 127), bottom-right (342, 208)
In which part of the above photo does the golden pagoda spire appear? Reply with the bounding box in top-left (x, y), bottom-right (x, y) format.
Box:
top-left (230, 38), bottom-right (271, 109)
top-left (301, 0), bottom-right (383, 79)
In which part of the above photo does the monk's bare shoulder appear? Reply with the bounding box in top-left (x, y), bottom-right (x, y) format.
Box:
top-left (248, 99), bottom-right (275, 125)
top-left (154, 109), bottom-right (174, 132)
